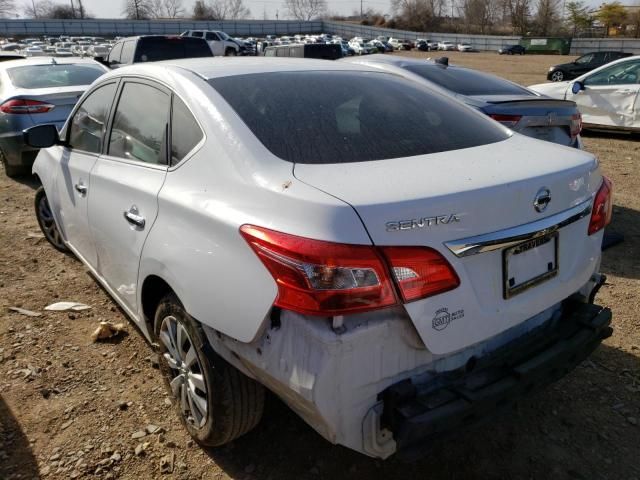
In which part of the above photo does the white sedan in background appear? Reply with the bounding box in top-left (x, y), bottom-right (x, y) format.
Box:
top-left (26, 58), bottom-right (613, 460)
top-left (530, 55), bottom-right (640, 131)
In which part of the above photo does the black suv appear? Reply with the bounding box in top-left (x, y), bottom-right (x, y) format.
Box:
top-left (102, 35), bottom-right (213, 69)
top-left (547, 51), bottom-right (632, 82)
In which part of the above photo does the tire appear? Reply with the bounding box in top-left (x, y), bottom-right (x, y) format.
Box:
top-left (1, 150), bottom-right (25, 178)
top-left (550, 70), bottom-right (565, 82)
top-left (224, 48), bottom-right (237, 57)
top-left (154, 294), bottom-right (264, 447)
top-left (35, 186), bottom-right (69, 252)
top-left (508, 51), bottom-right (513, 55)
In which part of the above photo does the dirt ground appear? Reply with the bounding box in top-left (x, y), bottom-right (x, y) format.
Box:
top-left (0, 52), bottom-right (639, 480)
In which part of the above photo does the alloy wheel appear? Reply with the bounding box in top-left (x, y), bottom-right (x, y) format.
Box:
top-left (551, 71), bottom-right (564, 82)
top-left (159, 315), bottom-right (208, 429)
top-left (37, 193), bottom-right (66, 250)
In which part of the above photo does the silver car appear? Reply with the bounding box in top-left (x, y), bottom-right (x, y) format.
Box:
top-left (0, 57), bottom-right (108, 177)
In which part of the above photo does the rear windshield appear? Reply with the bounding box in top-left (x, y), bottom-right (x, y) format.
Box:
top-left (7, 64), bottom-right (105, 89)
top-left (209, 71), bottom-right (508, 164)
top-left (404, 64), bottom-right (532, 97)
top-left (135, 37), bottom-right (213, 62)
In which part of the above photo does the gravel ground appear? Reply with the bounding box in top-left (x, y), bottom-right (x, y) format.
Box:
top-left (0, 52), bottom-right (639, 480)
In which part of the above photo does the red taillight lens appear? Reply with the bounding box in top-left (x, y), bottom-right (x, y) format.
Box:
top-left (570, 113), bottom-right (582, 139)
top-left (240, 225), bottom-right (397, 316)
top-left (381, 247), bottom-right (460, 302)
top-left (0, 99), bottom-right (55, 114)
top-left (240, 225), bottom-right (461, 316)
top-left (588, 176), bottom-right (613, 235)
top-left (489, 114), bottom-right (522, 128)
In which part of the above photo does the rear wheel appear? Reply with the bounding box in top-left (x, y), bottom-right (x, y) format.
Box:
top-left (550, 70), bottom-right (565, 82)
top-left (155, 294), bottom-right (265, 446)
top-left (35, 186), bottom-right (68, 252)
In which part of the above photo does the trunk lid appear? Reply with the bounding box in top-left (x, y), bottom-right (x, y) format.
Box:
top-left (294, 135), bottom-right (603, 354)
top-left (11, 86), bottom-right (85, 126)
top-left (473, 95), bottom-right (579, 147)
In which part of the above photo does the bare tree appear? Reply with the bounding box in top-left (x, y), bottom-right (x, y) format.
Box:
top-left (283, 0), bottom-right (327, 21)
top-left (192, 0), bottom-right (215, 19)
top-left (0, 0), bottom-right (14, 17)
top-left (505, 0), bottom-right (531, 35)
top-left (210, 0), bottom-right (250, 19)
top-left (122, 0), bottom-right (153, 19)
top-left (461, 0), bottom-right (496, 33)
top-left (149, 0), bottom-right (185, 18)
top-left (390, 0), bottom-right (440, 31)
top-left (23, 0), bottom-right (54, 18)
top-left (533, 0), bottom-right (560, 35)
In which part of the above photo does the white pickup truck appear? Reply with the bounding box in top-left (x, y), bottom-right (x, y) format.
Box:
top-left (180, 30), bottom-right (243, 56)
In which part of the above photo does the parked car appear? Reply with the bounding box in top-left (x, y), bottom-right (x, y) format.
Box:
top-left (181, 30), bottom-right (244, 56)
top-left (0, 57), bottom-right (108, 177)
top-left (103, 35), bottom-right (213, 69)
top-left (499, 45), bottom-right (526, 55)
top-left (342, 55), bottom-right (584, 148)
top-left (437, 41), bottom-right (456, 51)
top-left (529, 55), bottom-right (640, 132)
top-left (546, 51), bottom-right (632, 82)
top-left (415, 40), bottom-right (429, 51)
top-left (27, 58), bottom-right (612, 460)
top-left (88, 45), bottom-right (110, 58)
top-left (457, 42), bottom-right (473, 52)
top-left (24, 46), bottom-right (45, 57)
top-left (55, 47), bottom-right (73, 57)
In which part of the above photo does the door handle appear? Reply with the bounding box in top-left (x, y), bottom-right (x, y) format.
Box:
top-left (123, 206), bottom-right (145, 228)
top-left (74, 183), bottom-right (87, 195)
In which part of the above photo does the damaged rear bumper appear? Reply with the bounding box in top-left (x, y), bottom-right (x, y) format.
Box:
top-left (380, 301), bottom-right (612, 460)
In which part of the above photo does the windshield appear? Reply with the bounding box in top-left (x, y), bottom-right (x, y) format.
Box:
top-left (576, 54), bottom-right (594, 64)
top-left (219, 32), bottom-right (231, 40)
top-left (7, 64), bottom-right (105, 89)
top-left (135, 37), bottom-right (213, 61)
top-left (404, 64), bottom-right (532, 96)
top-left (209, 71), bottom-right (508, 164)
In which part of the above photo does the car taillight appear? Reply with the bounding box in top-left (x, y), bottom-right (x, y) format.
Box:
top-left (588, 177), bottom-right (613, 235)
top-left (0, 99), bottom-right (55, 114)
top-left (489, 114), bottom-right (522, 128)
top-left (381, 247), bottom-right (460, 302)
top-left (570, 113), bottom-right (582, 139)
top-left (240, 225), bottom-right (460, 316)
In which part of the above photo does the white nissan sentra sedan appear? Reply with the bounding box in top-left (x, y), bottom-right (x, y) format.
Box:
top-left (25, 58), bottom-right (613, 459)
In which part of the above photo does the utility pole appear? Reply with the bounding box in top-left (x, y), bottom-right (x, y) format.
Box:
top-left (276, 9), bottom-right (279, 20)
top-left (361, 0), bottom-right (363, 19)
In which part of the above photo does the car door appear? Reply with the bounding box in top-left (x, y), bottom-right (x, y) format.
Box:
top-left (570, 58), bottom-right (640, 129)
top-left (205, 32), bottom-right (223, 55)
top-left (87, 79), bottom-right (170, 314)
top-left (53, 81), bottom-right (119, 267)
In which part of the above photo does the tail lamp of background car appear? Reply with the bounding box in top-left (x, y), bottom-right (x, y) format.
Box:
top-left (239, 225), bottom-right (460, 317)
top-left (588, 176), bottom-right (613, 236)
top-left (489, 114), bottom-right (521, 128)
top-left (0, 99), bottom-right (55, 114)
top-left (570, 113), bottom-right (582, 139)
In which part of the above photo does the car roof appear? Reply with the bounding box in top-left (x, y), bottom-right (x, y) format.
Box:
top-left (101, 57), bottom-right (385, 81)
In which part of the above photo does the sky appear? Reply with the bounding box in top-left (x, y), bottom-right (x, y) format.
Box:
top-left (17, 0), bottom-right (393, 21)
top-left (17, 0), bottom-right (618, 23)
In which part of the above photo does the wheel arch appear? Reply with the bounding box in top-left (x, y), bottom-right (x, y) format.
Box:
top-left (140, 274), bottom-right (177, 339)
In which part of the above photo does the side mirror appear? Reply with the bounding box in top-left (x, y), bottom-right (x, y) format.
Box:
top-left (23, 124), bottom-right (60, 148)
top-left (94, 56), bottom-right (109, 67)
top-left (571, 81), bottom-right (584, 94)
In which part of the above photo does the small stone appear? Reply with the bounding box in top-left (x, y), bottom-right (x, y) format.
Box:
top-left (110, 452), bottom-right (122, 462)
top-left (165, 440), bottom-right (176, 448)
top-left (186, 439), bottom-right (194, 448)
top-left (40, 388), bottom-right (51, 399)
top-left (134, 443), bottom-right (147, 456)
top-left (160, 452), bottom-right (175, 474)
top-left (60, 420), bottom-right (73, 430)
top-left (176, 461), bottom-right (187, 471)
top-left (50, 453), bottom-right (61, 461)
top-left (146, 424), bottom-right (163, 434)
top-left (627, 417), bottom-right (638, 426)
top-left (41, 465), bottom-right (51, 475)
top-left (117, 401), bottom-right (129, 411)
top-left (131, 430), bottom-right (147, 440)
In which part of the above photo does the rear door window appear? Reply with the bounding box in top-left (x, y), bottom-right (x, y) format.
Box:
top-left (108, 42), bottom-right (122, 65)
top-left (120, 41), bottom-right (135, 64)
top-left (209, 71), bottom-right (508, 164)
top-left (135, 37), bottom-right (212, 62)
top-left (108, 82), bottom-right (170, 165)
top-left (171, 96), bottom-right (203, 165)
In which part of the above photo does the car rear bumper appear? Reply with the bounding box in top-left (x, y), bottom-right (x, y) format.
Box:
top-left (0, 131), bottom-right (38, 168)
top-left (381, 300), bottom-right (612, 460)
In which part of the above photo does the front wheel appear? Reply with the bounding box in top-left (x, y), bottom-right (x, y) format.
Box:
top-left (550, 70), bottom-right (564, 82)
top-left (224, 48), bottom-right (237, 56)
top-left (155, 294), bottom-right (265, 446)
top-left (35, 186), bottom-right (68, 252)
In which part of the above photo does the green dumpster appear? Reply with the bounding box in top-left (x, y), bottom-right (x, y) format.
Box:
top-left (520, 38), bottom-right (572, 55)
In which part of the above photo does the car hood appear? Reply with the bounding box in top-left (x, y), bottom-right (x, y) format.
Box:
top-left (551, 62), bottom-right (575, 70)
top-left (527, 81), bottom-right (570, 100)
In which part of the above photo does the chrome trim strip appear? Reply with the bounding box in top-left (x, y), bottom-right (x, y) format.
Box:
top-left (444, 198), bottom-right (592, 258)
